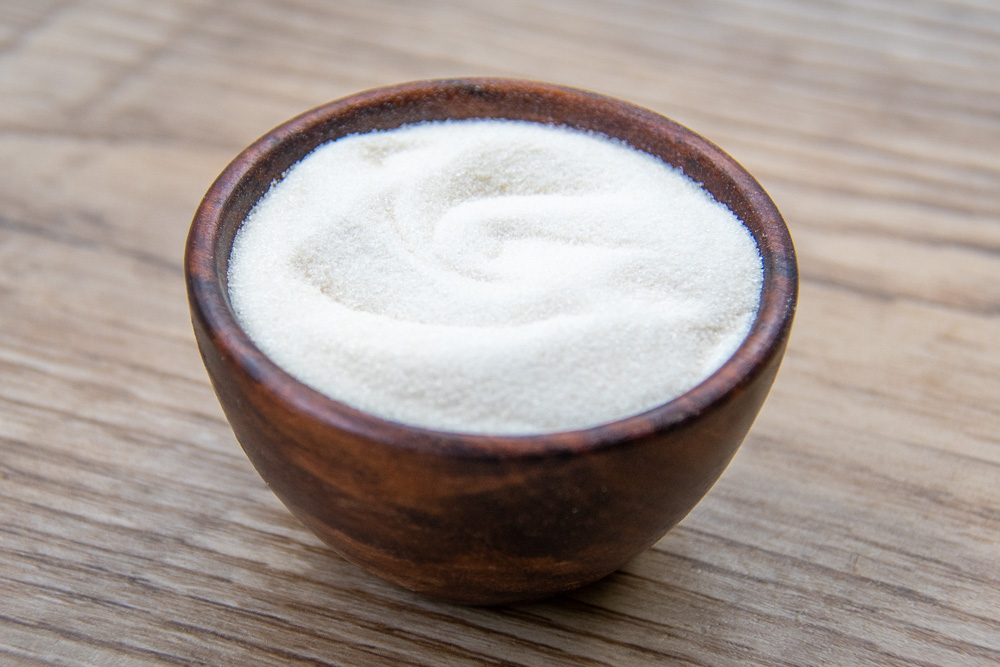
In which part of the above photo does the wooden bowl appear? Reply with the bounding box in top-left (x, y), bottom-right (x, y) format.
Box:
top-left (185, 78), bottom-right (797, 605)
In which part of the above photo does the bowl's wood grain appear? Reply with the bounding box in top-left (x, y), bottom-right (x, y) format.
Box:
top-left (185, 78), bottom-right (797, 604)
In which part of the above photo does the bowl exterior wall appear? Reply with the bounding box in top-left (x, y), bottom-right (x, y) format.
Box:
top-left (191, 308), bottom-right (787, 604)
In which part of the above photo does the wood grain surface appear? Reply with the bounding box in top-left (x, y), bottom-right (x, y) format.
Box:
top-left (1, 0), bottom-right (997, 664)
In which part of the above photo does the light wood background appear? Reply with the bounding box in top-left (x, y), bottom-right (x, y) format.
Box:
top-left (2, 0), bottom-right (998, 664)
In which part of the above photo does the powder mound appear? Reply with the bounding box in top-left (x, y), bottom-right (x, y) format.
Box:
top-left (228, 119), bottom-right (763, 435)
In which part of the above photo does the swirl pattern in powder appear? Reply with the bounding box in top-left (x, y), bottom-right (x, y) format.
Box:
top-left (228, 120), bottom-right (763, 434)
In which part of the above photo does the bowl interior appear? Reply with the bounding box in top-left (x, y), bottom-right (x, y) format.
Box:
top-left (186, 78), bottom-right (797, 454)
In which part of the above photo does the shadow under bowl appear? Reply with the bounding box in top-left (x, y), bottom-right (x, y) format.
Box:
top-left (184, 78), bottom-right (797, 605)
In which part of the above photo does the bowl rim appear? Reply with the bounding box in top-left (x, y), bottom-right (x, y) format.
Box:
top-left (185, 77), bottom-right (797, 458)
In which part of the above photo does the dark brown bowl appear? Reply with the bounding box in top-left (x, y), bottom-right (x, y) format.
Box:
top-left (185, 78), bottom-right (797, 605)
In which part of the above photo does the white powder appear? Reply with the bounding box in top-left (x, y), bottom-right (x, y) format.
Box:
top-left (228, 119), bottom-right (763, 435)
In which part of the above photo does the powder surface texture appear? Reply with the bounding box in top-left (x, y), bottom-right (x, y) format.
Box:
top-left (228, 119), bottom-right (763, 435)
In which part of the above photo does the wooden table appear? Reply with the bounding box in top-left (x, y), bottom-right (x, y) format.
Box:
top-left (2, 1), bottom-right (998, 664)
